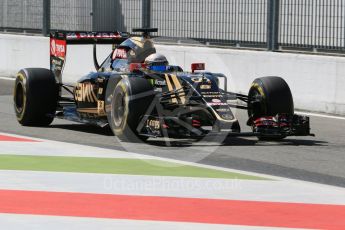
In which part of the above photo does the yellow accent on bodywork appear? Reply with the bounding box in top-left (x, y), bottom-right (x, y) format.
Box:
top-left (165, 74), bottom-right (178, 104)
top-left (170, 74), bottom-right (186, 104)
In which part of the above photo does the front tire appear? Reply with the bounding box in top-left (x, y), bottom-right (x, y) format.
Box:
top-left (248, 76), bottom-right (294, 141)
top-left (108, 77), bottom-right (154, 142)
top-left (14, 68), bottom-right (58, 126)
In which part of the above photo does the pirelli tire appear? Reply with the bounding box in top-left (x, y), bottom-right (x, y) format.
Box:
top-left (248, 76), bottom-right (294, 140)
top-left (14, 68), bottom-right (58, 126)
top-left (108, 77), bottom-right (154, 142)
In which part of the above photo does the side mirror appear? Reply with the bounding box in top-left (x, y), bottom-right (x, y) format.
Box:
top-left (129, 63), bottom-right (147, 72)
top-left (191, 63), bottom-right (205, 73)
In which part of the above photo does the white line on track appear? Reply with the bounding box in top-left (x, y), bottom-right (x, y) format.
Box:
top-left (0, 214), bottom-right (301, 230)
top-left (296, 111), bottom-right (345, 120)
top-left (0, 76), bottom-right (15, 81)
top-left (1, 170), bottom-right (345, 205)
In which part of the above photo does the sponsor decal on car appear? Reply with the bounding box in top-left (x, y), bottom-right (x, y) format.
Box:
top-left (212, 99), bottom-right (222, 103)
top-left (147, 119), bottom-right (161, 130)
top-left (202, 92), bottom-right (221, 95)
top-left (192, 77), bottom-right (212, 84)
top-left (50, 39), bottom-right (66, 58)
top-left (51, 58), bottom-right (64, 71)
top-left (208, 102), bottom-right (228, 106)
top-left (51, 58), bottom-right (63, 66)
top-left (75, 83), bottom-right (98, 103)
top-left (203, 94), bottom-right (223, 98)
top-left (216, 108), bottom-right (231, 112)
top-left (191, 77), bottom-right (203, 83)
top-left (221, 114), bottom-right (234, 120)
top-left (66, 32), bottom-right (122, 40)
top-left (200, 85), bottom-right (212, 90)
top-left (112, 48), bottom-right (127, 59)
top-left (155, 80), bottom-right (167, 86)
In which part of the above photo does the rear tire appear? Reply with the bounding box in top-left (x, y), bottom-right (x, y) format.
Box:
top-left (108, 77), bottom-right (154, 142)
top-left (14, 68), bottom-right (58, 126)
top-left (248, 76), bottom-right (294, 141)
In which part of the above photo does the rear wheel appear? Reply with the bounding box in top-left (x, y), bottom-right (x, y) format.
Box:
top-left (14, 68), bottom-right (58, 126)
top-left (108, 77), bottom-right (154, 142)
top-left (248, 76), bottom-right (294, 141)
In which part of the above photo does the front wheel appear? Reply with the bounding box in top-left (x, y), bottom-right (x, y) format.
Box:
top-left (248, 76), bottom-right (294, 141)
top-left (108, 77), bottom-right (154, 142)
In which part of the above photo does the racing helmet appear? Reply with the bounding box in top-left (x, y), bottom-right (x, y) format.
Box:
top-left (118, 37), bottom-right (156, 63)
top-left (145, 53), bottom-right (169, 66)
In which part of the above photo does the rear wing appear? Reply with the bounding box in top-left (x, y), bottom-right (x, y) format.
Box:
top-left (50, 31), bottom-right (130, 84)
top-left (51, 31), bottom-right (130, 45)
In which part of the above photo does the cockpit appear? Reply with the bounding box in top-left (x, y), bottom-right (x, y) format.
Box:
top-left (100, 36), bottom-right (156, 72)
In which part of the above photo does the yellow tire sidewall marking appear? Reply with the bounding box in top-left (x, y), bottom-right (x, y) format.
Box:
top-left (251, 82), bottom-right (267, 114)
top-left (251, 83), bottom-right (266, 99)
top-left (14, 72), bottom-right (27, 121)
top-left (112, 80), bottom-right (129, 135)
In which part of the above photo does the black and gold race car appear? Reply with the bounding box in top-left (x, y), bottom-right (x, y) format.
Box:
top-left (13, 28), bottom-right (313, 142)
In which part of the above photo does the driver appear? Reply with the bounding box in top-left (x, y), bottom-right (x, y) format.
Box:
top-left (144, 53), bottom-right (184, 72)
top-left (144, 53), bottom-right (170, 72)
top-left (144, 53), bottom-right (169, 67)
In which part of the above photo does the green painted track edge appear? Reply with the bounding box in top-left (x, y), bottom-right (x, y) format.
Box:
top-left (0, 155), bottom-right (268, 180)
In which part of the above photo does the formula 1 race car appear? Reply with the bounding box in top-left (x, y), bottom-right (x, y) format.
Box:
top-left (13, 28), bottom-right (313, 142)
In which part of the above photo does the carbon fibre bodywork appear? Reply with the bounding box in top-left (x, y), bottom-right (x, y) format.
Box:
top-left (48, 30), bottom-right (312, 140)
top-left (66, 69), bottom-right (241, 138)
